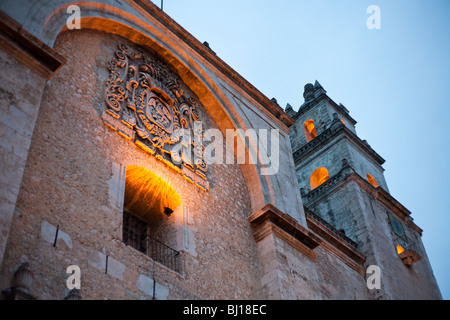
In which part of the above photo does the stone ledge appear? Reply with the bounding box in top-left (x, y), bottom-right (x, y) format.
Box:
top-left (248, 204), bottom-right (367, 275)
top-left (399, 249), bottom-right (422, 267)
top-left (304, 170), bottom-right (423, 236)
top-left (0, 11), bottom-right (66, 79)
top-left (293, 118), bottom-right (385, 167)
top-left (248, 203), bottom-right (321, 252)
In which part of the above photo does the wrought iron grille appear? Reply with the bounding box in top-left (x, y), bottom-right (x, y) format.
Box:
top-left (393, 234), bottom-right (420, 254)
top-left (146, 236), bottom-right (181, 273)
top-left (123, 211), bottom-right (148, 253)
top-left (123, 211), bottom-right (181, 273)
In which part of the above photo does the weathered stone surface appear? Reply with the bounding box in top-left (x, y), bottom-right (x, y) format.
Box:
top-left (0, 0), bottom-right (441, 301)
top-left (0, 29), bottom-right (262, 300)
top-left (0, 45), bottom-right (48, 268)
top-left (289, 83), bottom-right (442, 300)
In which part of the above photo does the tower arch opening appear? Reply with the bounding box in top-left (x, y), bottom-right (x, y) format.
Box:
top-left (366, 174), bottom-right (378, 188)
top-left (303, 119), bottom-right (317, 143)
top-left (309, 167), bottom-right (330, 190)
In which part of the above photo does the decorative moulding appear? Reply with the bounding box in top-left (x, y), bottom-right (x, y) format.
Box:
top-left (248, 203), bottom-right (321, 260)
top-left (102, 43), bottom-right (209, 191)
top-left (0, 11), bottom-right (66, 80)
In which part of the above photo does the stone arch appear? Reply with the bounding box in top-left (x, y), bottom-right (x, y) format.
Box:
top-left (309, 167), bottom-right (329, 190)
top-left (303, 119), bottom-right (317, 143)
top-left (36, 1), bottom-right (271, 213)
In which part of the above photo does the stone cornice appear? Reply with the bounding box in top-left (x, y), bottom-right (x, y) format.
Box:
top-left (248, 204), bottom-right (367, 275)
top-left (294, 93), bottom-right (358, 126)
top-left (131, 0), bottom-right (295, 129)
top-left (248, 203), bottom-right (321, 251)
top-left (373, 186), bottom-right (422, 235)
top-left (304, 169), bottom-right (423, 236)
top-left (253, 221), bottom-right (319, 261)
top-left (0, 11), bottom-right (66, 80)
top-left (304, 206), bottom-right (359, 249)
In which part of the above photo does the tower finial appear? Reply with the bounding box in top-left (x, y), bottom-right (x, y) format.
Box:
top-left (314, 80), bottom-right (327, 96)
top-left (303, 83), bottom-right (315, 102)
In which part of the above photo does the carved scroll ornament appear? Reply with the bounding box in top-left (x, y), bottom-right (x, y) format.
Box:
top-left (102, 44), bottom-right (208, 191)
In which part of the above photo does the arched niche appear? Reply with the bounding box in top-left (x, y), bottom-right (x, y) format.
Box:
top-left (303, 119), bottom-right (317, 143)
top-left (367, 173), bottom-right (378, 188)
top-left (309, 167), bottom-right (330, 190)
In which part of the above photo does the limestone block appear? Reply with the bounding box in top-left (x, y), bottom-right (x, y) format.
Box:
top-left (106, 256), bottom-right (125, 280)
top-left (40, 220), bottom-right (72, 249)
top-left (137, 274), bottom-right (154, 297)
top-left (87, 249), bottom-right (106, 272)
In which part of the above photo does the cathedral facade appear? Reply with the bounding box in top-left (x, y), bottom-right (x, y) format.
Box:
top-left (0, 0), bottom-right (442, 300)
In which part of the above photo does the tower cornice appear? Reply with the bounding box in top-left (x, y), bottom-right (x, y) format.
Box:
top-left (294, 93), bottom-right (358, 126)
top-left (293, 119), bottom-right (385, 167)
top-left (302, 169), bottom-right (422, 236)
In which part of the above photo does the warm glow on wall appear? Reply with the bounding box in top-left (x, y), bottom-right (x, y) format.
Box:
top-left (367, 174), bottom-right (378, 188)
top-left (124, 166), bottom-right (182, 221)
top-left (397, 245), bottom-right (405, 254)
top-left (303, 119), bottom-right (317, 143)
top-left (310, 167), bottom-right (330, 190)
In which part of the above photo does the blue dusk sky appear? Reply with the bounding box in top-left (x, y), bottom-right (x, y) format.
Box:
top-left (152, 0), bottom-right (450, 299)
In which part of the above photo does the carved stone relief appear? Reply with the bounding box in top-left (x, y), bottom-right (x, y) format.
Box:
top-left (102, 44), bottom-right (209, 191)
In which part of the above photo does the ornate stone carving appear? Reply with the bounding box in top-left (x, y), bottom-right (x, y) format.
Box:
top-left (103, 44), bottom-right (208, 191)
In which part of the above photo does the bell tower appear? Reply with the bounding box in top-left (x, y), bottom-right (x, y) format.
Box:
top-left (288, 82), bottom-right (442, 300)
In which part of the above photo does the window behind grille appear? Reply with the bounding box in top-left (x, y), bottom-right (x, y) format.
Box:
top-left (123, 210), bottom-right (148, 254)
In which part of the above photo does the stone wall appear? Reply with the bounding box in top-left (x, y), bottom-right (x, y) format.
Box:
top-left (0, 0), bottom-right (307, 228)
top-left (0, 29), bottom-right (263, 300)
top-left (274, 235), bottom-right (369, 300)
top-left (346, 141), bottom-right (388, 191)
top-left (306, 178), bottom-right (442, 300)
top-left (247, 204), bottom-right (370, 300)
top-left (0, 43), bottom-right (49, 267)
top-left (0, 0), bottom-right (442, 301)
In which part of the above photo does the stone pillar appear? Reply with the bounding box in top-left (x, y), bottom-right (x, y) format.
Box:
top-left (0, 12), bottom-right (65, 266)
top-left (2, 262), bottom-right (36, 299)
top-left (303, 83), bottom-right (315, 102)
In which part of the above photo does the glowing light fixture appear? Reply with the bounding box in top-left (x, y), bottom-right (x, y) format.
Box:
top-left (164, 207), bottom-right (174, 217)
